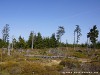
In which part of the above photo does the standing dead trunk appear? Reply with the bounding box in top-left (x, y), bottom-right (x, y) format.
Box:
top-left (74, 31), bottom-right (76, 50)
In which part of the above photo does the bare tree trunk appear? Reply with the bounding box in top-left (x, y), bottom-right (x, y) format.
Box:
top-left (8, 41), bottom-right (10, 56)
top-left (12, 36), bottom-right (14, 51)
top-left (94, 43), bottom-right (96, 51)
top-left (59, 37), bottom-right (61, 47)
top-left (74, 31), bottom-right (75, 50)
top-left (76, 31), bottom-right (78, 50)
top-left (31, 31), bottom-right (34, 50)
top-left (89, 39), bottom-right (91, 51)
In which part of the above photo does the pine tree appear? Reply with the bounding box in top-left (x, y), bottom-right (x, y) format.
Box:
top-left (12, 38), bottom-right (17, 49)
top-left (87, 25), bottom-right (99, 51)
top-left (0, 38), bottom-right (7, 48)
top-left (27, 31), bottom-right (34, 49)
top-left (43, 37), bottom-right (50, 48)
top-left (18, 36), bottom-right (26, 49)
top-left (34, 32), bottom-right (43, 49)
top-left (50, 33), bottom-right (58, 48)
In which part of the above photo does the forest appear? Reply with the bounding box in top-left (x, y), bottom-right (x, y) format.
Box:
top-left (0, 24), bottom-right (100, 49)
top-left (0, 24), bottom-right (100, 75)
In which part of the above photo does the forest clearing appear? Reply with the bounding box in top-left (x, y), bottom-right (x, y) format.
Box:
top-left (0, 0), bottom-right (100, 75)
top-left (0, 47), bottom-right (100, 75)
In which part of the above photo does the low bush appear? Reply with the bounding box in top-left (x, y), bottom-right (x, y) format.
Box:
top-left (59, 58), bottom-right (80, 69)
top-left (73, 52), bottom-right (87, 58)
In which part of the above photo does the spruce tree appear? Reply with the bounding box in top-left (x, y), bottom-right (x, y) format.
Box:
top-left (50, 33), bottom-right (58, 48)
top-left (18, 36), bottom-right (26, 49)
top-left (87, 25), bottom-right (99, 51)
top-left (34, 32), bottom-right (43, 49)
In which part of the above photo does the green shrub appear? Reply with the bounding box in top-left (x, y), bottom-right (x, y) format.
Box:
top-left (59, 58), bottom-right (80, 69)
top-left (73, 52), bottom-right (87, 58)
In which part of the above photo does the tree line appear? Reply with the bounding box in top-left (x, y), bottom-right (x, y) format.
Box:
top-left (0, 24), bottom-right (100, 49)
top-left (0, 25), bottom-right (66, 49)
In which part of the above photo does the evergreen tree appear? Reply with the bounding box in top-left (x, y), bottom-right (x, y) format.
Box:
top-left (34, 32), bottom-right (43, 49)
top-left (87, 25), bottom-right (99, 50)
top-left (18, 36), bottom-right (27, 49)
top-left (0, 38), bottom-right (7, 48)
top-left (27, 31), bottom-right (34, 48)
top-left (43, 37), bottom-right (50, 48)
top-left (96, 41), bottom-right (100, 49)
top-left (12, 38), bottom-right (18, 49)
top-left (50, 33), bottom-right (58, 48)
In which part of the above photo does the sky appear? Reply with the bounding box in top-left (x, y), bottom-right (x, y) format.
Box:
top-left (0, 0), bottom-right (100, 44)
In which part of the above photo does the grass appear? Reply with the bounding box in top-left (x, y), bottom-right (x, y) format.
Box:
top-left (0, 47), bottom-right (100, 75)
top-left (72, 52), bottom-right (88, 58)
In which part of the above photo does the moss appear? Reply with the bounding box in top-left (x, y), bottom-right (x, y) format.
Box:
top-left (73, 52), bottom-right (87, 58)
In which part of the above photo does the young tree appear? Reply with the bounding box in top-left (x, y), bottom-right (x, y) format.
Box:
top-left (18, 36), bottom-right (26, 49)
top-left (50, 33), bottom-right (58, 48)
top-left (0, 38), bottom-right (7, 48)
top-left (12, 38), bottom-right (17, 49)
top-left (56, 26), bottom-right (65, 46)
top-left (87, 25), bottom-right (99, 51)
top-left (34, 32), bottom-right (43, 49)
top-left (27, 31), bottom-right (34, 49)
top-left (43, 37), bottom-right (50, 48)
top-left (96, 41), bottom-right (100, 49)
top-left (2, 24), bottom-right (10, 42)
